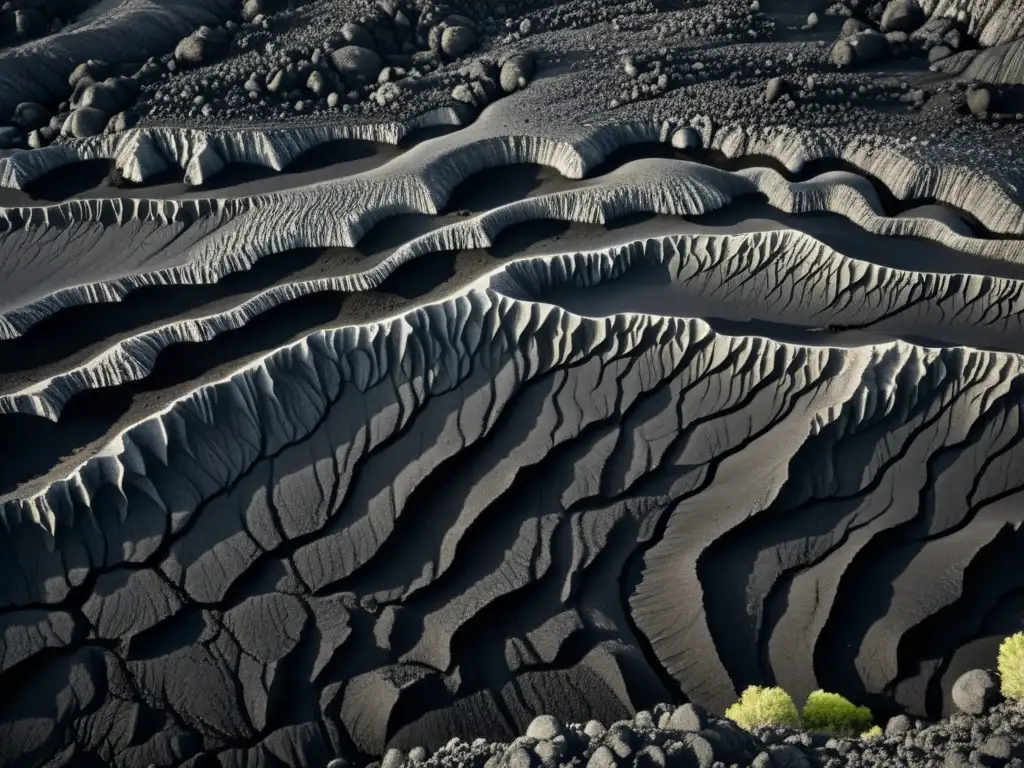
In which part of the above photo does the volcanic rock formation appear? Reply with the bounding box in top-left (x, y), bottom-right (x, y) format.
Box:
top-left (0, 0), bottom-right (1023, 765)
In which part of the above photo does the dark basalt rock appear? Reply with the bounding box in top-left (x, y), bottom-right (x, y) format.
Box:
top-left (952, 670), bottom-right (1003, 715)
top-left (330, 44), bottom-right (384, 87)
top-left (850, 30), bottom-right (889, 63)
top-left (10, 101), bottom-right (50, 130)
top-left (63, 105), bottom-right (110, 137)
top-left (880, 0), bottom-right (924, 33)
top-left (499, 52), bottom-right (534, 93)
top-left (967, 86), bottom-right (992, 116)
top-left (174, 26), bottom-right (230, 68)
top-left (440, 24), bottom-right (475, 59)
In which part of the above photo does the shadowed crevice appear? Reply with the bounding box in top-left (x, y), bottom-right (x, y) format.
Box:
top-left (0, 290), bottom-right (347, 495)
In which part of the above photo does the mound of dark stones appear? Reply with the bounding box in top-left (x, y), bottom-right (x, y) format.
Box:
top-left (2, 0), bottom-right (1021, 150)
top-left (827, 0), bottom-right (973, 70)
top-left (321, 670), bottom-right (1024, 768)
top-left (0, 0), bottom-right (540, 148)
top-left (126, 0), bottom-right (531, 125)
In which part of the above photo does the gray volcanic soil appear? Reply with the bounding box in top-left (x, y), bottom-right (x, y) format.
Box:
top-left (1, 0), bottom-right (1024, 766)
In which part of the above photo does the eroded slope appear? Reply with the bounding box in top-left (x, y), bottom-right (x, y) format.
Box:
top-left (0, 0), bottom-right (1023, 765)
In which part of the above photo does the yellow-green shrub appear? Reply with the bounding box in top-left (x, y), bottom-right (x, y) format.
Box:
top-left (860, 725), bottom-right (883, 740)
top-left (724, 686), bottom-right (801, 730)
top-left (800, 690), bottom-right (874, 737)
top-left (998, 631), bottom-right (1024, 700)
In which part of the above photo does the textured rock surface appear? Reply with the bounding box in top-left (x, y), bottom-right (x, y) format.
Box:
top-left (0, 0), bottom-right (236, 116)
top-left (962, 38), bottom-right (1024, 84)
top-left (4, 248), bottom-right (1024, 765)
top-left (0, 0), bottom-right (1023, 765)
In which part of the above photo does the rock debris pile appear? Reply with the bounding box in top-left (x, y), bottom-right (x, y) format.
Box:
top-left (1, 0), bottom-right (1023, 150)
top-left (322, 678), bottom-right (1024, 768)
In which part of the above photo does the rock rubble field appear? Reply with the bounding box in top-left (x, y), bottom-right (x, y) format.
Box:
top-left (346, 685), bottom-right (1024, 768)
top-left (1, 0), bottom-right (1024, 765)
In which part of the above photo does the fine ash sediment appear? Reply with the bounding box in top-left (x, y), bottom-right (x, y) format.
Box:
top-left (2, 0), bottom-right (1024, 765)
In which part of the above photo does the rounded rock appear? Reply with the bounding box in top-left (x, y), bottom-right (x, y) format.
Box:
top-left (533, 739), bottom-right (565, 765)
top-left (681, 734), bottom-right (715, 767)
top-left (499, 53), bottom-right (534, 93)
top-left (830, 39), bottom-right (856, 67)
top-left (108, 110), bottom-right (138, 133)
top-left (27, 129), bottom-right (47, 149)
top-left (381, 748), bottom-right (405, 768)
top-left (768, 744), bottom-right (813, 767)
top-left (242, 0), bottom-right (273, 22)
top-left (450, 83), bottom-right (476, 105)
top-left (79, 81), bottom-right (130, 114)
top-left (268, 68), bottom-right (298, 94)
top-left (393, 9), bottom-right (412, 38)
top-left (526, 714), bottom-right (565, 742)
top-left (765, 76), bottom-right (785, 103)
top-left (174, 34), bottom-right (205, 67)
top-left (10, 102), bottom-right (50, 131)
top-left (461, 58), bottom-right (497, 83)
top-left (66, 106), bottom-right (111, 138)
top-left (885, 714), bottom-right (912, 737)
top-left (981, 735), bottom-right (1014, 761)
top-left (670, 126), bottom-right (702, 151)
top-left (441, 25), bottom-right (476, 59)
top-left (634, 745), bottom-right (666, 768)
top-left (633, 710), bottom-right (655, 729)
top-left (584, 720), bottom-right (606, 739)
top-left (966, 87), bottom-right (991, 117)
top-left (666, 703), bottom-right (708, 732)
top-left (341, 22), bottom-right (376, 50)
top-left (841, 18), bottom-right (871, 36)
top-left (174, 27), bottom-right (228, 68)
top-left (69, 59), bottom-right (111, 89)
top-left (307, 70), bottom-right (329, 94)
top-left (603, 724), bottom-right (639, 759)
top-left (586, 745), bottom-right (618, 768)
top-left (952, 669), bottom-right (1002, 714)
top-left (331, 45), bottom-right (383, 87)
top-left (881, 0), bottom-right (925, 33)
top-left (850, 30), bottom-right (888, 62)
top-left (507, 745), bottom-right (535, 768)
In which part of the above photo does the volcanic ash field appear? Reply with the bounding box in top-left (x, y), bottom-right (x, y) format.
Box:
top-left (1, 0), bottom-right (1024, 765)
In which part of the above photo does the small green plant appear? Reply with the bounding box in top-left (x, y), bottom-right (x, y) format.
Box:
top-left (860, 725), bottom-right (883, 740)
top-left (998, 631), bottom-right (1024, 700)
top-left (800, 690), bottom-right (874, 737)
top-left (724, 686), bottom-right (801, 730)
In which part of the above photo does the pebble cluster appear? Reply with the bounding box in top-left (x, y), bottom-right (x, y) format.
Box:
top-left (0, 0), bottom-right (547, 148)
top-left (1, 0), bottom-right (1023, 154)
top-left (315, 670), bottom-right (1024, 768)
